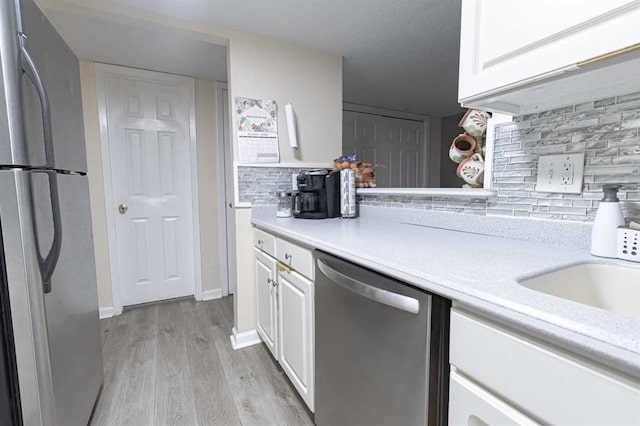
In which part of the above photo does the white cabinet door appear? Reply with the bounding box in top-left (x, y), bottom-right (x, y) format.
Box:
top-left (449, 371), bottom-right (539, 426)
top-left (450, 309), bottom-right (640, 424)
top-left (278, 269), bottom-right (314, 412)
top-left (255, 248), bottom-right (278, 358)
top-left (459, 0), bottom-right (640, 101)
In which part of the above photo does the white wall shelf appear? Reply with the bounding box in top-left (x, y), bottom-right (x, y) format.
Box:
top-left (357, 188), bottom-right (497, 200)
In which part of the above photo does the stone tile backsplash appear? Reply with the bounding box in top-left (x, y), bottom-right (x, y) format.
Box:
top-left (356, 194), bottom-right (489, 215)
top-left (491, 91), bottom-right (640, 221)
top-left (239, 91), bottom-right (639, 222)
top-left (360, 91), bottom-right (640, 222)
top-left (237, 166), bottom-right (307, 205)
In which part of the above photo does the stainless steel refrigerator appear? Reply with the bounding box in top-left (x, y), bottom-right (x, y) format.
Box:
top-left (0, 0), bottom-right (103, 424)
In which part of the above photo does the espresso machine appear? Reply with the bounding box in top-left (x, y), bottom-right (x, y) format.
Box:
top-left (292, 169), bottom-right (341, 219)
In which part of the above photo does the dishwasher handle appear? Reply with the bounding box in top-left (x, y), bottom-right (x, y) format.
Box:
top-left (317, 258), bottom-right (420, 314)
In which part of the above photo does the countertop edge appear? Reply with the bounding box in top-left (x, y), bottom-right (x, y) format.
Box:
top-left (251, 216), bottom-right (640, 380)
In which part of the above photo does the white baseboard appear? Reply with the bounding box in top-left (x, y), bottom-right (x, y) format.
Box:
top-left (200, 288), bottom-right (223, 301)
top-left (99, 307), bottom-right (114, 319)
top-left (229, 327), bottom-right (262, 350)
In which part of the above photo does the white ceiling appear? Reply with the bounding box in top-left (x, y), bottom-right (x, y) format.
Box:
top-left (46, 0), bottom-right (463, 117)
top-left (45, 9), bottom-right (228, 82)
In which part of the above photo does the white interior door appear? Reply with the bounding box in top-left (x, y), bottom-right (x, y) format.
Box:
top-left (343, 111), bottom-right (425, 188)
top-left (99, 65), bottom-right (197, 306)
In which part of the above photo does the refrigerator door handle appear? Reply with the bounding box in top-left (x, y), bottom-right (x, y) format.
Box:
top-left (19, 42), bottom-right (56, 168)
top-left (19, 40), bottom-right (62, 292)
top-left (30, 171), bottom-right (63, 294)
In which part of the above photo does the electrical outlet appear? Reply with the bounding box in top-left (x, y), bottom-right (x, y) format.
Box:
top-left (536, 153), bottom-right (585, 193)
top-left (561, 162), bottom-right (574, 185)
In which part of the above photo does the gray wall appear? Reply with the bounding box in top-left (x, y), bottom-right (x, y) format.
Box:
top-left (440, 112), bottom-right (465, 188)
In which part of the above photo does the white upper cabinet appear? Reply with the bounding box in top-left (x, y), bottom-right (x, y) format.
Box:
top-left (459, 0), bottom-right (640, 113)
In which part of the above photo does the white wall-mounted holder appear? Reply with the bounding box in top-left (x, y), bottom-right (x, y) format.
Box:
top-left (536, 153), bottom-right (585, 194)
top-left (285, 102), bottom-right (298, 149)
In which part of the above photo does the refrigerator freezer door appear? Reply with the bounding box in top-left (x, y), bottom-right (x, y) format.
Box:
top-left (0, 170), bottom-right (56, 425)
top-left (19, 0), bottom-right (88, 172)
top-left (30, 172), bottom-right (103, 426)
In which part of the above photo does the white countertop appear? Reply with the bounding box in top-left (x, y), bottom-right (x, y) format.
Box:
top-left (251, 207), bottom-right (640, 379)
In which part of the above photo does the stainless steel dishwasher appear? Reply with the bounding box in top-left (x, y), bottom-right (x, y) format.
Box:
top-left (315, 251), bottom-right (450, 426)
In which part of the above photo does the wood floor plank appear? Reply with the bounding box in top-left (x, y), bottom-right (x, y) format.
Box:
top-left (214, 296), bottom-right (313, 425)
top-left (90, 315), bottom-right (133, 426)
top-left (207, 305), bottom-right (289, 426)
top-left (183, 303), bottom-right (241, 425)
top-left (250, 346), bottom-right (314, 425)
top-left (128, 305), bottom-right (159, 344)
top-left (110, 339), bottom-right (157, 425)
top-left (110, 307), bottom-right (159, 425)
top-left (91, 296), bottom-right (313, 426)
top-left (154, 300), bottom-right (198, 426)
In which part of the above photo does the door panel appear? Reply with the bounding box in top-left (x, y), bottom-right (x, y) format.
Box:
top-left (343, 111), bottom-right (425, 188)
top-left (449, 371), bottom-right (539, 426)
top-left (278, 269), bottom-right (314, 411)
top-left (103, 68), bottom-right (195, 306)
top-left (255, 249), bottom-right (277, 358)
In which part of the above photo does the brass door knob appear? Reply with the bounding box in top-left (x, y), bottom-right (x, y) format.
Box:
top-left (118, 203), bottom-right (128, 214)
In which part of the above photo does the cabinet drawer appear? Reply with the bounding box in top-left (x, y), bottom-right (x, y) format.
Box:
top-left (449, 370), bottom-right (538, 426)
top-left (450, 309), bottom-right (640, 425)
top-left (254, 228), bottom-right (276, 257)
top-left (276, 237), bottom-right (313, 280)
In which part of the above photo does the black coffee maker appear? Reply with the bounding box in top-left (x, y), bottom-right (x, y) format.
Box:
top-left (292, 169), bottom-right (340, 219)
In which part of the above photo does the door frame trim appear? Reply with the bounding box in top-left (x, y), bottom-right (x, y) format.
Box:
top-left (94, 63), bottom-right (202, 314)
top-left (215, 81), bottom-right (234, 296)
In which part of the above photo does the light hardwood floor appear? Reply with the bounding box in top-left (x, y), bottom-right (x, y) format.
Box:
top-left (90, 296), bottom-right (314, 426)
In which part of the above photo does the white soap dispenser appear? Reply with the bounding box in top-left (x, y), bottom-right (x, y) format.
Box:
top-left (591, 184), bottom-right (625, 258)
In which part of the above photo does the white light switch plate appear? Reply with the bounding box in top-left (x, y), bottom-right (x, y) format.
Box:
top-left (536, 153), bottom-right (585, 194)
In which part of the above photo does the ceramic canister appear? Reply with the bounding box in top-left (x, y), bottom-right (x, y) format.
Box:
top-left (449, 133), bottom-right (477, 164)
top-left (458, 109), bottom-right (491, 138)
top-left (457, 153), bottom-right (485, 186)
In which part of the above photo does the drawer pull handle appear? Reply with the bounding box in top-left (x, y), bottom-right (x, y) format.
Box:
top-left (257, 239), bottom-right (263, 245)
top-left (277, 262), bottom-right (292, 274)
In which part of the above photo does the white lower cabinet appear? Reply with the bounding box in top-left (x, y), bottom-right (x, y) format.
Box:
top-left (449, 370), bottom-right (538, 426)
top-left (255, 248), bottom-right (278, 358)
top-left (449, 308), bottom-right (640, 425)
top-left (278, 268), bottom-right (314, 412)
top-left (254, 229), bottom-right (315, 412)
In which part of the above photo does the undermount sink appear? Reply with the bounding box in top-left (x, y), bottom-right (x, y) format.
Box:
top-left (519, 263), bottom-right (640, 321)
